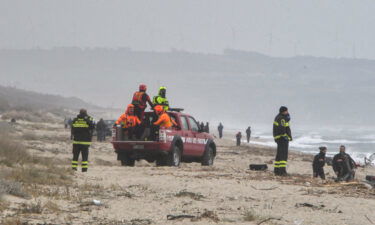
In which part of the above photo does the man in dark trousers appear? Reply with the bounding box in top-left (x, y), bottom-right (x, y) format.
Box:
top-left (273, 106), bottom-right (292, 176)
top-left (236, 132), bottom-right (242, 146)
top-left (96, 118), bottom-right (107, 142)
top-left (332, 145), bottom-right (356, 182)
top-left (218, 123), bottom-right (224, 139)
top-left (313, 146), bottom-right (327, 179)
top-left (246, 126), bottom-right (251, 143)
top-left (71, 109), bottom-right (95, 172)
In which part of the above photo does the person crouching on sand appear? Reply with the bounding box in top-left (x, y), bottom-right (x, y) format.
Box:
top-left (313, 146), bottom-right (327, 180)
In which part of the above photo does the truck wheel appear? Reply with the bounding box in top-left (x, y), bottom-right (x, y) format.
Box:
top-left (167, 145), bottom-right (181, 167)
top-left (201, 146), bottom-right (214, 166)
top-left (120, 153), bottom-right (135, 167)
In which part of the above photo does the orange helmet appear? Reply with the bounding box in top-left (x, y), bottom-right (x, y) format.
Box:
top-left (126, 104), bottom-right (135, 114)
top-left (154, 105), bottom-right (163, 114)
top-left (139, 84), bottom-right (147, 91)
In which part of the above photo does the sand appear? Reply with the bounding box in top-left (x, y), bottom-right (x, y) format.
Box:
top-left (1, 120), bottom-right (375, 225)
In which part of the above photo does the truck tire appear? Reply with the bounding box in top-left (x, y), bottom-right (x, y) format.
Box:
top-left (120, 153), bottom-right (135, 167)
top-left (166, 145), bottom-right (181, 167)
top-left (201, 146), bottom-right (214, 166)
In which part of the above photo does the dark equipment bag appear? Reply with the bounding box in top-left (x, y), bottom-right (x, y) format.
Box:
top-left (249, 164), bottom-right (268, 171)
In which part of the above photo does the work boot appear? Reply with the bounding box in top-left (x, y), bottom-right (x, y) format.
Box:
top-left (274, 167), bottom-right (281, 176)
top-left (72, 168), bottom-right (77, 171)
top-left (82, 168), bottom-right (88, 172)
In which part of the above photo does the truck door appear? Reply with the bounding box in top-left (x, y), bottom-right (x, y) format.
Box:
top-left (187, 116), bottom-right (206, 156)
top-left (179, 116), bottom-right (194, 155)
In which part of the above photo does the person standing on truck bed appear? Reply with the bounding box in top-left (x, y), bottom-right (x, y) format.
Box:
top-left (273, 106), bottom-right (292, 176)
top-left (71, 109), bottom-right (95, 172)
top-left (153, 105), bottom-right (176, 129)
top-left (115, 104), bottom-right (141, 140)
top-left (132, 84), bottom-right (153, 120)
top-left (153, 86), bottom-right (169, 111)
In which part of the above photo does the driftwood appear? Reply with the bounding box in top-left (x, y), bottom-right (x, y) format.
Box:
top-left (257, 217), bottom-right (282, 225)
top-left (251, 185), bottom-right (278, 191)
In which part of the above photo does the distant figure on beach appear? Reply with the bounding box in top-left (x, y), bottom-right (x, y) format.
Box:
top-left (10, 118), bottom-right (16, 123)
top-left (273, 106), bottom-right (292, 176)
top-left (200, 122), bottom-right (204, 132)
top-left (313, 146), bottom-right (327, 180)
top-left (236, 132), bottom-right (242, 146)
top-left (218, 123), bottom-right (223, 139)
top-left (204, 122), bottom-right (210, 133)
top-left (332, 145), bottom-right (356, 182)
top-left (246, 126), bottom-right (251, 143)
top-left (96, 118), bottom-right (107, 142)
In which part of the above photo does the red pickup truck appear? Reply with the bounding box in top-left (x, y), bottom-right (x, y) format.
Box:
top-left (111, 111), bottom-right (216, 167)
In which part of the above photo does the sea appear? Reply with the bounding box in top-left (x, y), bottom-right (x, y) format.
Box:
top-left (225, 124), bottom-right (375, 164)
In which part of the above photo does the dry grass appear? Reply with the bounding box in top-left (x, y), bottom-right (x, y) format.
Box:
top-left (0, 133), bottom-right (30, 167)
top-left (0, 179), bottom-right (29, 199)
top-left (1, 110), bottom-right (56, 123)
top-left (44, 200), bottom-right (61, 213)
top-left (7, 166), bottom-right (73, 186)
top-left (243, 210), bottom-right (259, 222)
top-left (95, 158), bottom-right (115, 166)
top-left (1, 218), bottom-right (23, 225)
top-left (18, 200), bottom-right (43, 214)
top-left (175, 190), bottom-right (205, 200)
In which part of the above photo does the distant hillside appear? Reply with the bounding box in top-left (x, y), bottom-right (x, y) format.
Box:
top-left (0, 85), bottom-right (100, 112)
top-left (1, 48), bottom-right (375, 127)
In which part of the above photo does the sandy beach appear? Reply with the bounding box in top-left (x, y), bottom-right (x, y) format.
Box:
top-left (1, 120), bottom-right (375, 225)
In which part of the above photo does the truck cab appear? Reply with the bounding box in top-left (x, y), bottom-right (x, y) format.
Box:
top-left (111, 111), bottom-right (216, 167)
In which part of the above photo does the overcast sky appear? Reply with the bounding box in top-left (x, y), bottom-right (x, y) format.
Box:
top-left (1, 0), bottom-right (375, 59)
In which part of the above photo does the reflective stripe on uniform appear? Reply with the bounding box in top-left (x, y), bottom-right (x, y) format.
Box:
top-left (273, 121), bottom-right (279, 126)
top-left (274, 134), bottom-right (291, 140)
top-left (73, 141), bottom-right (91, 145)
top-left (81, 161), bottom-right (88, 168)
top-left (274, 161), bottom-right (287, 168)
top-left (72, 124), bottom-right (89, 128)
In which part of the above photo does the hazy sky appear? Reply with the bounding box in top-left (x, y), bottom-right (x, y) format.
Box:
top-left (1, 0), bottom-right (375, 59)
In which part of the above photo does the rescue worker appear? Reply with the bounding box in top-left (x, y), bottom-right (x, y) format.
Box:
top-left (332, 145), bottom-right (356, 182)
top-left (153, 105), bottom-right (177, 129)
top-left (153, 86), bottom-right (169, 111)
top-left (96, 118), bottom-right (107, 142)
top-left (71, 109), bottom-right (95, 172)
top-left (273, 106), bottom-right (292, 176)
top-left (246, 126), bottom-right (251, 143)
top-left (204, 122), bottom-right (210, 133)
top-left (313, 146), bottom-right (327, 179)
top-left (200, 122), bottom-right (205, 132)
top-left (115, 104), bottom-right (141, 140)
top-left (236, 132), bottom-right (242, 146)
top-left (218, 123), bottom-right (224, 139)
top-left (132, 84), bottom-right (153, 120)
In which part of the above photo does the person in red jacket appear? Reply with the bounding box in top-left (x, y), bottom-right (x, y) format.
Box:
top-left (131, 84), bottom-right (153, 120)
top-left (116, 104), bottom-right (141, 140)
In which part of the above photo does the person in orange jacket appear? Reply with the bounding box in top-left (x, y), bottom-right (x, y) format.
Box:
top-left (115, 104), bottom-right (141, 139)
top-left (131, 84), bottom-right (153, 120)
top-left (153, 105), bottom-right (176, 129)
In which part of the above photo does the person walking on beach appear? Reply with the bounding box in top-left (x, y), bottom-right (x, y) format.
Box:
top-left (313, 146), bottom-right (327, 179)
top-left (246, 126), bottom-right (251, 143)
top-left (332, 145), bottom-right (356, 182)
top-left (218, 123), bottom-right (223, 139)
top-left (273, 106), bottom-right (292, 176)
top-left (236, 132), bottom-right (242, 146)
